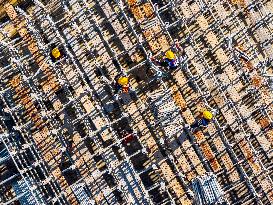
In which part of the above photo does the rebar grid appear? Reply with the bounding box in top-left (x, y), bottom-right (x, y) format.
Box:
top-left (0, 0), bottom-right (272, 204)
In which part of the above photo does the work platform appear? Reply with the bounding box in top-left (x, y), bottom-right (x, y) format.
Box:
top-left (0, 0), bottom-right (272, 204)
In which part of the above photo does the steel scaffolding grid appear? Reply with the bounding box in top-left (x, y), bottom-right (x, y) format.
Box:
top-left (0, 0), bottom-right (272, 204)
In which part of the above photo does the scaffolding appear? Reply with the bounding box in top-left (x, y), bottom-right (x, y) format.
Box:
top-left (0, 0), bottom-right (273, 204)
top-left (192, 173), bottom-right (225, 205)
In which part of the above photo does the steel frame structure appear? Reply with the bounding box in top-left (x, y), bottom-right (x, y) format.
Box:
top-left (0, 0), bottom-right (272, 204)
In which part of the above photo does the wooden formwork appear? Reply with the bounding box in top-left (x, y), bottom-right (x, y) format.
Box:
top-left (46, 1), bottom-right (152, 203)
top-left (175, 0), bottom-right (273, 203)
top-left (125, 0), bottom-right (273, 203)
top-left (1, 0), bottom-right (273, 204)
top-left (3, 3), bottom-right (80, 204)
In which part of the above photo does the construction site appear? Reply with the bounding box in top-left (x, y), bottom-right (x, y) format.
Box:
top-left (0, 0), bottom-right (272, 204)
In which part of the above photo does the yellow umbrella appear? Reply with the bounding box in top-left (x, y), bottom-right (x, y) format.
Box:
top-left (51, 47), bottom-right (61, 59)
top-left (118, 77), bottom-right (129, 86)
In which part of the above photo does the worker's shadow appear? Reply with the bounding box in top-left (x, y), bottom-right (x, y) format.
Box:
top-left (176, 130), bottom-right (189, 145)
top-left (119, 92), bottom-right (132, 105)
top-left (162, 130), bottom-right (189, 154)
top-left (167, 130), bottom-right (190, 152)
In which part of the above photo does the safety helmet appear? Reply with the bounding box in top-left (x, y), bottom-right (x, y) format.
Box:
top-left (203, 111), bottom-right (213, 120)
top-left (52, 47), bottom-right (61, 59)
top-left (118, 77), bottom-right (129, 86)
top-left (165, 50), bottom-right (175, 60)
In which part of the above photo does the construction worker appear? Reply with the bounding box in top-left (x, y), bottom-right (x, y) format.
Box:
top-left (114, 74), bottom-right (130, 94)
top-left (151, 50), bottom-right (178, 70)
top-left (188, 111), bottom-right (213, 132)
top-left (50, 47), bottom-right (64, 61)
